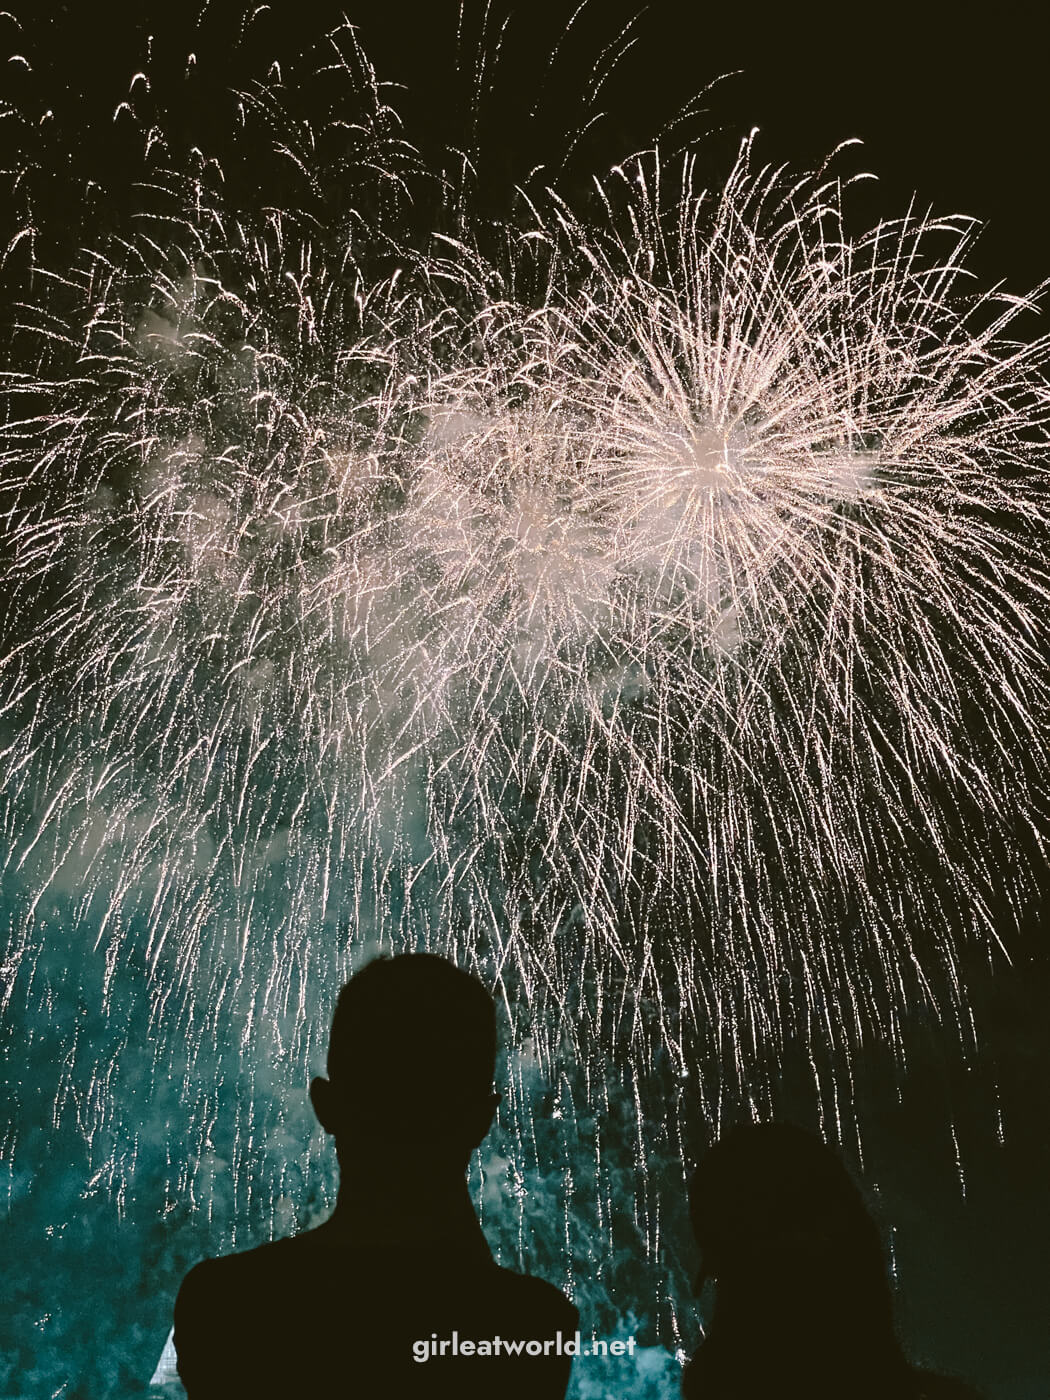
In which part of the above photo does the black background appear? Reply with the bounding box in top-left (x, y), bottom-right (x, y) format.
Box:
top-left (4, 2), bottom-right (1048, 292)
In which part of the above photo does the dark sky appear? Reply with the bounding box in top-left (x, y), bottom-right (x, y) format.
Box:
top-left (356, 1), bottom-right (1048, 291)
top-left (2, 1), bottom-right (1047, 293)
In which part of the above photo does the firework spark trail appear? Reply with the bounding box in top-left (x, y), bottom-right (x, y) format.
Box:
top-left (1, 9), bottom-right (1049, 1392)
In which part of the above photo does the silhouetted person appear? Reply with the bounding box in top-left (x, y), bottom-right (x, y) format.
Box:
top-left (174, 953), bottom-right (578, 1397)
top-left (682, 1123), bottom-right (981, 1400)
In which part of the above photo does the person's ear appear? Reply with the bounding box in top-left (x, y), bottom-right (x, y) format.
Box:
top-left (310, 1076), bottom-right (339, 1136)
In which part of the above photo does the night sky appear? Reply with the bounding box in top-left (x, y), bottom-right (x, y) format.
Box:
top-left (2, 2), bottom-right (1048, 1397)
top-left (7, 2), bottom-right (1048, 290)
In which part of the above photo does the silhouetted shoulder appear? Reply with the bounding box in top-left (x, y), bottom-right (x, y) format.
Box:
top-left (490, 1262), bottom-right (579, 1317)
top-left (683, 1359), bottom-right (984, 1400)
top-left (174, 1235), bottom-right (316, 1344)
top-left (177, 1232), bottom-right (323, 1295)
top-left (486, 1262), bottom-right (580, 1348)
top-left (175, 1232), bottom-right (578, 1399)
top-left (911, 1369), bottom-right (983, 1400)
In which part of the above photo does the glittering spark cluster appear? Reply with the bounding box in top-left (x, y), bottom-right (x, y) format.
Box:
top-left (1, 9), bottom-right (1048, 1385)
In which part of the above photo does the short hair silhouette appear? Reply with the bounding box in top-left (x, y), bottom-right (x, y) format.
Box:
top-left (682, 1123), bottom-right (980, 1400)
top-left (327, 951), bottom-right (497, 1097)
top-left (314, 953), bottom-right (499, 1169)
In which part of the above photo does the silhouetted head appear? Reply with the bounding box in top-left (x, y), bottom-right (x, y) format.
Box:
top-left (310, 953), bottom-right (499, 1178)
top-left (684, 1123), bottom-right (905, 1395)
top-left (689, 1122), bottom-right (884, 1291)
